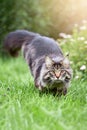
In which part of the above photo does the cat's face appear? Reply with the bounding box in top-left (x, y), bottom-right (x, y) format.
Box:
top-left (43, 56), bottom-right (72, 84)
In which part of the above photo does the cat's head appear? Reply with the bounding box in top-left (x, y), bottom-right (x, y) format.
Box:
top-left (43, 55), bottom-right (72, 84)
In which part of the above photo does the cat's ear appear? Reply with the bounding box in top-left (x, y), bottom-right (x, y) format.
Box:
top-left (63, 53), bottom-right (70, 68)
top-left (45, 56), bottom-right (54, 68)
top-left (65, 52), bottom-right (69, 58)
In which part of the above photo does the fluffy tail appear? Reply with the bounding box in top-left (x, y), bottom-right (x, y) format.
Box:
top-left (3, 30), bottom-right (39, 57)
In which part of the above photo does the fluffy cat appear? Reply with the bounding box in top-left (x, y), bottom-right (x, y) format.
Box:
top-left (4, 30), bottom-right (73, 95)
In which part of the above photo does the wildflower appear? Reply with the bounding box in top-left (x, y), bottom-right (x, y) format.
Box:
top-left (80, 65), bottom-right (86, 71)
top-left (59, 33), bottom-right (67, 38)
top-left (59, 33), bottom-right (72, 39)
top-left (82, 20), bottom-right (87, 24)
top-left (74, 24), bottom-right (78, 27)
top-left (79, 26), bottom-right (87, 30)
top-left (70, 38), bottom-right (75, 42)
top-left (66, 35), bottom-right (72, 39)
top-left (75, 75), bottom-right (79, 79)
top-left (77, 37), bottom-right (85, 41)
top-left (84, 41), bottom-right (87, 44)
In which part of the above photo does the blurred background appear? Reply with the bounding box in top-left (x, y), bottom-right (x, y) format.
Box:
top-left (0, 0), bottom-right (87, 42)
top-left (0, 0), bottom-right (87, 77)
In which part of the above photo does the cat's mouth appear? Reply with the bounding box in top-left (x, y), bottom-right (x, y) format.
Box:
top-left (47, 80), bottom-right (64, 89)
top-left (54, 79), bottom-right (63, 83)
top-left (47, 78), bottom-right (63, 85)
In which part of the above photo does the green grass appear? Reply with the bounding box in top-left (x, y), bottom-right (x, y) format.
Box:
top-left (0, 26), bottom-right (87, 130)
top-left (0, 56), bottom-right (87, 130)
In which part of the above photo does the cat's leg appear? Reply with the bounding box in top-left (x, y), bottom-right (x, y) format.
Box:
top-left (52, 87), bottom-right (67, 96)
top-left (34, 73), bottom-right (47, 91)
top-left (62, 87), bottom-right (67, 95)
top-left (62, 82), bottom-right (70, 95)
top-left (35, 79), bottom-right (43, 91)
top-left (57, 87), bottom-right (67, 95)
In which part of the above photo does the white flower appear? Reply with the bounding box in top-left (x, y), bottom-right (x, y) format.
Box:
top-left (80, 65), bottom-right (86, 71)
top-left (79, 26), bottom-right (87, 30)
top-left (59, 33), bottom-right (67, 38)
top-left (74, 24), bottom-right (78, 27)
top-left (75, 76), bottom-right (79, 79)
top-left (59, 33), bottom-right (72, 39)
top-left (77, 37), bottom-right (85, 41)
top-left (84, 41), bottom-right (87, 44)
top-left (70, 38), bottom-right (75, 42)
top-left (82, 20), bottom-right (87, 24)
top-left (66, 35), bottom-right (72, 39)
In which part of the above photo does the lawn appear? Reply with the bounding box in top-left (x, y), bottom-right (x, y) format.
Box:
top-left (0, 26), bottom-right (87, 130)
top-left (0, 55), bottom-right (87, 130)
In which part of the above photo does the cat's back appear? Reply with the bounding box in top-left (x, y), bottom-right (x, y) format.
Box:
top-left (30, 36), bottom-right (63, 57)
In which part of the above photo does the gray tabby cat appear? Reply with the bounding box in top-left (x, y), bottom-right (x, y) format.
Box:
top-left (4, 30), bottom-right (73, 95)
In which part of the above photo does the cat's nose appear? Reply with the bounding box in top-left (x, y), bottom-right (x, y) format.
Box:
top-left (55, 72), bottom-right (61, 78)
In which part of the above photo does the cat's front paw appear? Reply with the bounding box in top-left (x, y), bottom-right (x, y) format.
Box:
top-left (57, 87), bottom-right (67, 95)
top-left (35, 81), bottom-right (43, 91)
top-left (63, 87), bottom-right (67, 95)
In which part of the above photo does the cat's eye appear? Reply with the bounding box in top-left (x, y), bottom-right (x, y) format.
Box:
top-left (58, 63), bottom-right (62, 66)
top-left (44, 74), bottom-right (50, 80)
top-left (66, 76), bottom-right (70, 79)
top-left (65, 75), bottom-right (71, 82)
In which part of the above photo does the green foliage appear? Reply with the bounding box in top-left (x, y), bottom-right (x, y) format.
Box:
top-left (1, 0), bottom-right (87, 46)
top-left (59, 24), bottom-right (87, 79)
top-left (0, 0), bottom-right (50, 47)
top-left (13, 0), bottom-right (50, 34)
top-left (0, 0), bottom-right (16, 45)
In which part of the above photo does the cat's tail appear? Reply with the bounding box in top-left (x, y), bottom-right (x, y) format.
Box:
top-left (3, 30), bottom-right (39, 57)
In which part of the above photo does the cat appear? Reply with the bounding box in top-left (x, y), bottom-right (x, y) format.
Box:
top-left (3, 30), bottom-right (73, 95)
